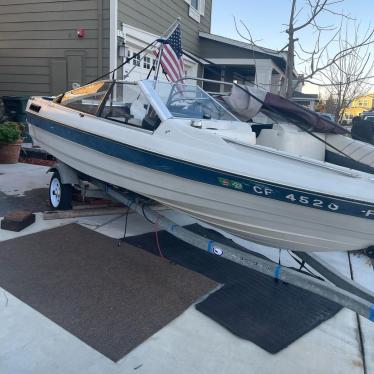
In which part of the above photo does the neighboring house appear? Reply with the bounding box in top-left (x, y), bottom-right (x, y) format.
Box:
top-left (0, 0), bottom-right (211, 96)
top-left (197, 33), bottom-right (289, 94)
top-left (342, 93), bottom-right (374, 123)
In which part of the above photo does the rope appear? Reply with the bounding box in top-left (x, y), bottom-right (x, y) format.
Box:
top-left (154, 224), bottom-right (164, 258)
top-left (117, 200), bottom-right (135, 247)
top-left (182, 49), bottom-right (374, 166)
top-left (234, 83), bottom-right (374, 170)
top-left (87, 39), bottom-right (158, 85)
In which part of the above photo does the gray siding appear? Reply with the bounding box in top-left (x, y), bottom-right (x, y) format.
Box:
top-left (199, 37), bottom-right (286, 71)
top-left (200, 38), bottom-right (274, 60)
top-left (118, 0), bottom-right (212, 55)
top-left (0, 0), bottom-right (212, 96)
top-left (0, 0), bottom-right (108, 96)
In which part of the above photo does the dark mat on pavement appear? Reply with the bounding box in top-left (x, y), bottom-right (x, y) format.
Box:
top-left (0, 188), bottom-right (49, 216)
top-left (126, 224), bottom-right (342, 353)
top-left (0, 223), bottom-right (218, 361)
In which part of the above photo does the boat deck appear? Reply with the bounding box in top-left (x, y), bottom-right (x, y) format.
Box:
top-left (0, 163), bottom-right (373, 374)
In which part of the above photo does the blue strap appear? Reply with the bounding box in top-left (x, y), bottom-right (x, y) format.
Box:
top-left (369, 305), bottom-right (374, 321)
top-left (274, 265), bottom-right (282, 280)
top-left (207, 240), bottom-right (214, 253)
top-left (170, 224), bottom-right (177, 232)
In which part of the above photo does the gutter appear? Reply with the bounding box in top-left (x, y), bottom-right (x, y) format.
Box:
top-left (109, 0), bottom-right (118, 79)
top-left (97, 0), bottom-right (103, 76)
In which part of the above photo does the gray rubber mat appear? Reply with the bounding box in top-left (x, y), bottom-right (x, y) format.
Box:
top-left (126, 224), bottom-right (342, 353)
top-left (0, 223), bottom-right (217, 361)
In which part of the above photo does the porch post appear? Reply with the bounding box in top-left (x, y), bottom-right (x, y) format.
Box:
top-left (255, 60), bottom-right (273, 92)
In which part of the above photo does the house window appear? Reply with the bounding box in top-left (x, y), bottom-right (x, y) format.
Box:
top-left (185, 0), bottom-right (205, 22)
top-left (143, 56), bottom-right (151, 69)
top-left (191, 0), bottom-right (198, 9)
top-left (133, 52), bottom-right (140, 67)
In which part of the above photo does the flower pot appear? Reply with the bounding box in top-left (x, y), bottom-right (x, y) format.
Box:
top-left (0, 140), bottom-right (22, 164)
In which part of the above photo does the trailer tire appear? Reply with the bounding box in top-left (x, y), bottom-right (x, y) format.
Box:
top-left (49, 171), bottom-right (73, 210)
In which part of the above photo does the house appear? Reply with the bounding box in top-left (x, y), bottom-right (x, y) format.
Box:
top-left (196, 33), bottom-right (289, 95)
top-left (342, 93), bottom-right (374, 123)
top-left (0, 0), bottom-right (211, 97)
top-left (0, 0), bottom-right (293, 99)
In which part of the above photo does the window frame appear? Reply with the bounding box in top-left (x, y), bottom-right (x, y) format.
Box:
top-left (132, 52), bottom-right (141, 67)
top-left (57, 81), bottom-right (113, 117)
top-left (143, 56), bottom-right (151, 70)
top-left (184, 0), bottom-right (205, 22)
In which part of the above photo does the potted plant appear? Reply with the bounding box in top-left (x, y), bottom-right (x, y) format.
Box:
top-left (0, 121), bottom-right (24, 164)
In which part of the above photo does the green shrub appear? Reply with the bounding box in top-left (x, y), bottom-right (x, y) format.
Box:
top-left (0, 121), bottom-right (23, 144)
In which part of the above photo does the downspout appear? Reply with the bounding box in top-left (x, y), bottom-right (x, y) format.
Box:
top-left (97, 0), bottom-right (103, 76)
top-left (109, 0), bottom-right (118, 79)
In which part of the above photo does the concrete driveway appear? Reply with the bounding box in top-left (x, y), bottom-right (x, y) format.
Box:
top-left (0, 163), bottom-right (373, 374)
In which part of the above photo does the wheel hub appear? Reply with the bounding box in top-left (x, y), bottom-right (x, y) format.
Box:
top-left (50, 178), bottom-right (61, 207)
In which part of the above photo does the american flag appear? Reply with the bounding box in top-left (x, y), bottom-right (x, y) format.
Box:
top-left (155, 24), bottom-right (185, 82)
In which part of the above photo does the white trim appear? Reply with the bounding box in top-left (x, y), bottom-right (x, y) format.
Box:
top-left (122, 24), bottom-right (197, 69)
top-left (189, 6), bottom-right (201, 22)
top-left (109, 0), bottom-right (118, 79)
top-left (199, 32), bottom-right (287, 61)
top-left (123, 24), bottom-right (159, 47)
top-left (200, 0), bottom-right (205, 16)
top-left (119, 24), bottom-right (199, 81)
top-left (205, 58), bottom-right (258, 65)
top-left (271, 61), bottom-right (285, 76)
top-left (185, 0), bottom-right (205, 22)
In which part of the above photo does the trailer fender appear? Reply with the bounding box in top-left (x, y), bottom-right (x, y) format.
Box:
top-left (47, 161), bottom-right (79, 185)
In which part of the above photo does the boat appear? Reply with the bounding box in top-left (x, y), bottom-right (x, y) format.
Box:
top-left (25, 78), bottom-right (374, 253)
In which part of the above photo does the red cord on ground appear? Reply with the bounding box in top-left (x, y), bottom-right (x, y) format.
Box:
top-left (154, 223), bottom-right (164, 258)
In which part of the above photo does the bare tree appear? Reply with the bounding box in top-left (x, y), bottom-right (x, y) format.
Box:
top-left (234, 0), bottom-right (374, 98)
top-left (324, 94), bottom-right (338, 114)
top-left (315, 21), bottom-right (374, 122)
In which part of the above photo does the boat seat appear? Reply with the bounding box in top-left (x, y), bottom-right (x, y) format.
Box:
top-left (257, 123), bottom-right (326, 160)
top-left (130, 100), bottom-right (147, 121)
top-left (102, 104), bottom-right (131, 119)
top-left (326, 134), bottom-right (374, 172)
top-left (141, 114), bottom-right (161, 131)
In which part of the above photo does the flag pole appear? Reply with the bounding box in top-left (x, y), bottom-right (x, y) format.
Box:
top-left (153, 42), bottom-right (165, 83)
top-left (153, 18), bottom-right (181, 83)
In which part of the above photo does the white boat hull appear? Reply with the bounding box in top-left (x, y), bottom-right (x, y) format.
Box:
top-left (29, 122), bottom-right (374, 252)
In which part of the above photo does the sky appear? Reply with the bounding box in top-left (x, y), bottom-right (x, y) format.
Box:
top-left (210, 0), bottom-right (374, 95)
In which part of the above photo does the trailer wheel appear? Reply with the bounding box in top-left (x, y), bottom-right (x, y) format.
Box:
top-left (49, 171), bottom-right (72, 210)
top-left (364, 246), bottom-right (374, 259)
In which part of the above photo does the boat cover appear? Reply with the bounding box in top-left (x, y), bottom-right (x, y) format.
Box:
top-left (223, 85), bottom-right (348, 135)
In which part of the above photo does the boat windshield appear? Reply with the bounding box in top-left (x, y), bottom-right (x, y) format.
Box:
top-left (148, 81), bottom-right (238, 121)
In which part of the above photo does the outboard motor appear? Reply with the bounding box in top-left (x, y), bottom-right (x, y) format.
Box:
top-left (351, 117), bottom-right (374, 145)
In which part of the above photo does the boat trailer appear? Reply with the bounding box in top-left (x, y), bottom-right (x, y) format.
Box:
top-left (48, 161), bottom-right (374, 322)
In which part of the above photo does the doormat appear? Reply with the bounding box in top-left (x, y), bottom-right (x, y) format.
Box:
top-left (0, 223), bottom-right (217, 361)
top-left (126, 224), bottom-right (342, 354)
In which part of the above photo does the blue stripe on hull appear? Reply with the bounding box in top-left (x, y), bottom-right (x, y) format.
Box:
top-left (27, 112), bottom-right (374, 221)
